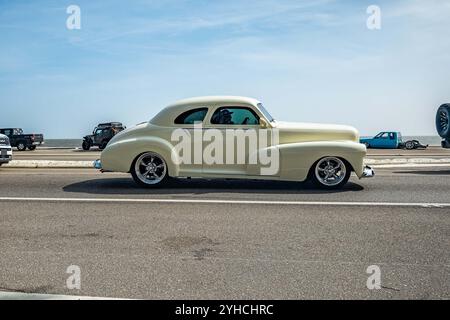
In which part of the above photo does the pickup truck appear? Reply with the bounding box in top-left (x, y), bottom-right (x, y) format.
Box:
top-left (0, 128), bottom-right (44, 151)
top-left (360, 132), bottom-right (428, 150)
top-left (0, 133), bottom-right (12, 166)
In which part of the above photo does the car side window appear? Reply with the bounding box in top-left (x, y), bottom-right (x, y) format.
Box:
top-left (174, 108), bottom-right (208, 124)
top-left (211, 107), bottom-right (259, 125)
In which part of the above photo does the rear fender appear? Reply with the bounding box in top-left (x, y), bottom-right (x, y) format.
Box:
top-left (101, 136), bottom-right (180, 175)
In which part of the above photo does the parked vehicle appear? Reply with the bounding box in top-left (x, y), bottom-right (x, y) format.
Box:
top-left (436, 103), bottom-right (450, 148)
top-left (82, 122), bottom-right (126, 150)
top-left (360, 132), bottom-right (428, 150)
top-left (94, 96), bottom-right (374, 189)
top-left (0, 128), bottom-right (44, 151)
top-left (0, 133), bottom-right (13, 166)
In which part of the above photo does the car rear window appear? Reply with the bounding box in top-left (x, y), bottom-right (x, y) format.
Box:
top-left (174, 108), bottom-right (208, 124)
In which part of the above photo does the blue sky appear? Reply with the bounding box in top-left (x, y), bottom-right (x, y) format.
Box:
top-left (0, 0), bottom-right (449, 138)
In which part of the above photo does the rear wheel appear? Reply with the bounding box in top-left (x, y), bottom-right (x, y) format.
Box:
top-left (131, 152), bottom-right (168, 187)
top-left (28, 145), bottom-right (36, 151)
top-left (17, 142), bottom-right (27, 151)
top-left (310, 157), bottom-right (351, 189)
top-left (99, 140), bottom-right (108, 150)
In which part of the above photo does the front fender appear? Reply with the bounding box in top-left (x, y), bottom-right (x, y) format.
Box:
top-left (278, 141), bottom-right (367, 181)
top-left (101, 136), bottom-right (180, 175)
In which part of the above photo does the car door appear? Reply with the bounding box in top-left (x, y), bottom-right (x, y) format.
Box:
top-left (171, 107), bottom-right (209, 176)
top-left (372, 132), bottom-right (388, 148)
top-left (93, 128), bottom-right (105, 145)
top-left (388, 132), bottom-right (397, 148)
top-left (202, 106), bottom-right (261, 176)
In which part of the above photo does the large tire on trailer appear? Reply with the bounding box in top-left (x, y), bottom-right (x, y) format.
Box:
top-left (405, 140), bottom-right (415, 150)
top-left (436, 104), bottom-right (450, 138)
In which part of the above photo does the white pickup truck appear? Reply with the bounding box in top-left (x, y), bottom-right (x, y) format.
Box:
top-left (0, 133), bottom-right (13, 166)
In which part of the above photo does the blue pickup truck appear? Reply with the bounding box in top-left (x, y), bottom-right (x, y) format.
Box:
top-left (360, 132), bottom-right (428, 150)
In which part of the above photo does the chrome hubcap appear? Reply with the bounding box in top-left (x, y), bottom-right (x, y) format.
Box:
top-left (315, 157), bottom-right (346, 186)
top-left (135, 152), bottom-right (166, 185)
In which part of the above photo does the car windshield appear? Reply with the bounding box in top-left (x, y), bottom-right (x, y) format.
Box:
top-left (257, 103), bottom-right (275, 122)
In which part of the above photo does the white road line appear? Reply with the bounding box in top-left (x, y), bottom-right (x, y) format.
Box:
top-left (0, 197), bottom-right (449, 208)
top-left (0, 291), bottom-right (126, 300)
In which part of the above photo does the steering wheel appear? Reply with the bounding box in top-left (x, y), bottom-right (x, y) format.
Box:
top-left (242, 117), bottom-right (249, 125)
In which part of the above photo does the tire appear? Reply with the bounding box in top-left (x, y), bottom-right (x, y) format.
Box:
top-left (99, 140), bottom-right (108, 150)
top-left (82, 140), bottom-right (91, 151)
top-left (309, 157), bottom-right (351, 189)
top-left (405, 140), bottom-right (415, 150)
top-left (364, 142), bottom-right (370, 148)
top-left (17, 142), bottom-right (27, 151)
top-left (28, 145), bottom-right (36, 151)
top-left (442, 139), bottom-right (450, 148)
top-left (436, 104), bottom-right (450, 138)
top-left (131, 152), bottom-right (168, 187)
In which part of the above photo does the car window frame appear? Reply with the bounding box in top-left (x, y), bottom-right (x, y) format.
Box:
top-left (208, 106), bottom-right (261, 127)
top-left (174, 107), bottom-right (209, 126)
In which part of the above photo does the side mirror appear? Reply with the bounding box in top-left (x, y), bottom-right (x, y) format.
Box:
top-left (260, 118), bottom-right (269, 129)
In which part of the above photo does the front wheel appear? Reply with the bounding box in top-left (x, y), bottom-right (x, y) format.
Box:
top-left (17, 142), bottom-right (27, 151)
top-left (310, 157), bottom-right (351, 189)
top-left (82, 140), bottom-right (91, 151)
top-left (131, 152), bottom-right (168, 187)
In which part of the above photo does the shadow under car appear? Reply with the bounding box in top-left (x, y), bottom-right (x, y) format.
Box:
top-left (63, 177), bottom-right (364, 195)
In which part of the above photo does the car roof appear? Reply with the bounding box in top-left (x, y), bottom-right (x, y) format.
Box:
top-left (150, 96), bottom-right (261, 126)
top-left (168, 96), bottom-right (260, 107)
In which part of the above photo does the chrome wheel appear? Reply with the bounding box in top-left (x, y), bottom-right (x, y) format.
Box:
top-left (314, 157), bottom-right (347, 187)
top-left (134, 152), bottom-right (167, 185)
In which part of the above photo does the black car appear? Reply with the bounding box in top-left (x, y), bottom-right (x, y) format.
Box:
top-left (0, 128), bottom-right (44, 151)
top-left (82, 122), bottom-right (125, 150)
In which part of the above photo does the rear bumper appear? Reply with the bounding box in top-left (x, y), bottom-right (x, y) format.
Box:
top-left (361, 165), bottom-right (375, 178)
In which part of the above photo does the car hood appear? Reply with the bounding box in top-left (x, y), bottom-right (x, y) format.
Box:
top-left (272, 121), bottom-right (359, 144)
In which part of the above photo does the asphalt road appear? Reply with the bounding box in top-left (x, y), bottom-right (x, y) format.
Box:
top-left (10, 146), bottom-right (450, 161)
top-left (0, 167), bottom-right (449, 299)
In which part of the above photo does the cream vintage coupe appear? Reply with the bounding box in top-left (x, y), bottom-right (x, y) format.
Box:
top-left (94, 96), bottom-right (374, 189)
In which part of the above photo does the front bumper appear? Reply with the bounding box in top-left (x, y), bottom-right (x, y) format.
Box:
top-left (0, 147), bottom-right (13, 163)
top-left (361, 165), bottom-right (375, 178)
